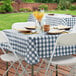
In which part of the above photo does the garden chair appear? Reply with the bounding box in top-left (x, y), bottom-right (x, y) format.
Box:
top-left (45, 33), bottom-right (76, 76)
top-left (0, 31), bottom-right (29, 76)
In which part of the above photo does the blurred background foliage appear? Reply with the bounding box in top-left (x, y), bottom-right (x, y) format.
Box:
top-left (0, 0), bottom-right (76, 3)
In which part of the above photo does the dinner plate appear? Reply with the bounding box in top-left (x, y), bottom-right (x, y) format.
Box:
top-left (20, 32), bottom-right (38, 34)
top-left (15, 28), bottom-right (31, 33)
top-left (53, 25), bottom-right (71, 30)
top-left (25, 26), bottom-right (36, 30)
top-left (47, 29), bottom-right (65, 35)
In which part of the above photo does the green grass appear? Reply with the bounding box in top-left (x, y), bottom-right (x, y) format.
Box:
top-left (0, 12), bottom-right (31, 30)
top-left (0, 10), bottom-right (76, 30)
top-left (47, 10), bottom-right (76, 15)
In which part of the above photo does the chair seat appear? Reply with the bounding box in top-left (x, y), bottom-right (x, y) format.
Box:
top-left (0, 53), bottom-right (25, 62)
top-left (46, 56), bottom-right (76, 65)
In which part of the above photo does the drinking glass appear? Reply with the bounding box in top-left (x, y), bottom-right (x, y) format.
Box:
top-left (33, 11), bottom-right (44, 33)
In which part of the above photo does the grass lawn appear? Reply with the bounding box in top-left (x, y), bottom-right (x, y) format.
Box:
top-left (0, 10), bottom-right (76, 30)
top-left (47, 10), bottom-right (76, 15)
top-left (0, 12), bottom-right (32, 30)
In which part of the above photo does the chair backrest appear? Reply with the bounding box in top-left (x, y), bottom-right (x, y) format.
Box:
top-left (0, 31), bottom-right (10, 54)
top-left (0, 31), bottom-right (19, 59)
top-left (56, 33), bottom-right (76, 46)
top-left (0, 31), bottom-right (9, 43)
top-left (71, 24), bottom-right (76, 33)
top-left (50, 33), bottom-right (76, 61)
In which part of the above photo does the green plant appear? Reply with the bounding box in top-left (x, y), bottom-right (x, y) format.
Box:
top-left (19, 8), bottom-right (26, 12)
top-left (24, 8), bottom-right (32, 12)
top-left (39, 4), bottom-right (48, 11)
top-left (35, 0), bottom-right (58, 3)
top-left (65, 1), bottom-right (71, 9)
top-left (0, 1), bottom-right (4, 3)
top-left (57, 0), bottom-right (66, 10)
top-left (58, 0), bottom-right (72, 10)
top-left (0, 6), bottom-right (6, 13)
top-left (0, 0), bottom-right (13, 13)
top-left (69, 5), bottom-right (76, 10)
top-left (19, 8), bottom-right (32, 12)
top-left (22, 0), bottom-right (34, 3)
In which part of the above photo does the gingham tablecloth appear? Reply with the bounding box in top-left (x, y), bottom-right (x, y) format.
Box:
top-left (28, 14), bottom-right (76, 27)
top-left (45, 15), bottom-right (76, 27)
top-left (2, 30), bottom-right (76, 65)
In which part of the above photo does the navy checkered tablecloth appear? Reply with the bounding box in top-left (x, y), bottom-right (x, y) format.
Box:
top-left (1, 30), bottom-right (76, 65)
top-left (45, 16), bottom-right (76, 27)
top-left (28, 14), bottom-right (76, 28)
top-left (28, 14), bottom-right (36, 22)
top-left (64, 17), bottom-right (76, 27)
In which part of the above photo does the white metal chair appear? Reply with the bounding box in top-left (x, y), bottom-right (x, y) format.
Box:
top-left (71, 24), bottom-right (76, 33)
top-left (0, 31), bottom-right (29, 76)
top-left (45, 33), bottom-right (76, 76)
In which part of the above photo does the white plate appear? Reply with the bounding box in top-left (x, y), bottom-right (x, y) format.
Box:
top-left (15, 28), bottom-right (31, 32)
top-left (53, 25), bottom-right (71, 30)
top-left (25, 26), bottom-right (36, 30)
top-left (47, 29), bottom-right (65, 34)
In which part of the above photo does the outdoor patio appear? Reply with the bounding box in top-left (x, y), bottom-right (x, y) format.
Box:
top-left (0, 49), bottom-right (72, 76)
top-left (0, 0), bottom-right (76, 76)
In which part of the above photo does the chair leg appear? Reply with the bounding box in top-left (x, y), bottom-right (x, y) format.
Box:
top-left (18, 60), bottom-right (29, 76)
top-left (49, 68), bottom-right (53, 76)
top-left (3, 62), bottom-right (15, 76)
top-left (12, 64), bottom-right (20, 76)
top-left (36, 59), bottom-right (45, 72)
top-left (45, 62), bottom-right (52, 76)
top-left (3, 62), bottom-right (20, 76)
top-left (56, 64), bottom-right (58, 76)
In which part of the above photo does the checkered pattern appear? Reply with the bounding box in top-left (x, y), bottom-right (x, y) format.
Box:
top-left (45, 16), bottom-right (76, 27)
top-left (45, 16), bottom-right (67, 26)
top-left (28, 14), bottom-right (76, 27)
top-left (2, 30), bottom-right (76, 65)
top-left (64, 17), bottom-right (76, 27)
top-left (28, 14), bottom-right (36, 22)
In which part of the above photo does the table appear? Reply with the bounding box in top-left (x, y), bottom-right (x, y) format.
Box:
top-left (45, 15), bottom-right (76, 27)
top-left (1, 29), bottom-right (76, 76)
top-left (28, 14), bottom-right (76, 28)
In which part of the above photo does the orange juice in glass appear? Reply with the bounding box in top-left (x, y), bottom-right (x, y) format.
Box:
top-left (33, 11), bottom-right (44, 33)
top-left (33, 11), bottom-right (44, 22)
